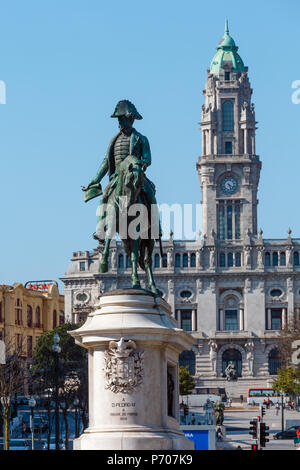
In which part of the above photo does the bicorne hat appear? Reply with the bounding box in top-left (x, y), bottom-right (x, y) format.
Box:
top-left (111, 100), bottom-right (143, 120)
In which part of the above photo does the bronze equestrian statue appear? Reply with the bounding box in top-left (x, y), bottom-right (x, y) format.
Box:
top-left (82, 100), bottom-right (162, 294)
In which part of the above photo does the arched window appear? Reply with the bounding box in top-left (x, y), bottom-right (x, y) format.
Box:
top-left (175, 254), bottom-right (181, 268)
top-left (126, 256), bottom-right (131, 268)
top-left (118, 254), bottom-right (124, 269)
top-left (27, 305), bottom-right (33, 327)
top-left (59, 311), bottom-right (64, 325)
top-left (162, 254), bottom-right (167, 268)
top-left (190, 253), bottom-right (196, 267)
top-left (265, 252), bottom-right (271, 267)
top-left (269, 349), bottom-right (281, 375)
top-left (154, 253), bottom-right (160, 268)
top-left (179, 350), bottom-right (195, 376)
top-left (227, 252), bottom-right (234, 267)
top-left (183, 253), bottom-right (188, 268)
top-left (53, 310), bottom-right (57, 329)
top-left (272, 252), bottom-right (278, 266)
top-left (219, 252), bottom-right (226, 267)
top-left (235, 252), bottom-right (241, 267)
top-left (35, 306), bottom-right (41, 328)
top-left (294, 252), bottom-right (299, 266)
top-left (15, 299), bottom-right (22, 325)
top-left (222, 100), bottom-right (234, 131)
top-left (222, 349), bottom-right (242, 377)
top-left (180, 290), bottom-right (192, 299)
top-left (280, 252), bottom-right (286, 266)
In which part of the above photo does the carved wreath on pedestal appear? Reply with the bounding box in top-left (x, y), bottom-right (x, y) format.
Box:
top-left (104, 338), bottom-right (144, 393)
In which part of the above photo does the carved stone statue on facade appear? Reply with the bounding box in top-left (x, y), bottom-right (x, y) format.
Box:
top-left (225, 361), bottom-right (237, 381)
top-left (209, 248), bottom-right (215, 268)
top-left (245, 340), bottom-right (254, 376)
top-left (244, 246), bottom-right (251, 266)
top-left (208, 339), bottom-right (218, 375)
top-left (82, 100), bottom-right (162, 294)
top-left (257, 247), bottom-right (264, 268)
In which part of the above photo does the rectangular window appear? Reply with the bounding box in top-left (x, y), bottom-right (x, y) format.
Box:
top-left (181, 310), bottom-right (192, 332)
top-left (225, 310), bottom-right (239, 331)
top-left (79, 262), bottom-right (85, 271)
top-left (225, 141), bottom-right (232, 154)
top-left (235, 204), bottom-right (241, 239)
top-left (225, 71), bottom-right (230, 81)
top-left (227, 205), bottom-right (233, 239)
top-left (271, 309), bottom-right (282, 330)
top-left (218, 204), bottom-right (225, 240)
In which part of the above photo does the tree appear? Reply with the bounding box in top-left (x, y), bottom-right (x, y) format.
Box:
top-left (0, 335), bottom-right (26, 450)
top-left (179, 366), bottom-right (195, 395)
top-left (31, 323), bottom-right (88, 449)
top-left (277, 316), bottom-right (300, 370)
top-left (272, 367), bottom-right (300, 397)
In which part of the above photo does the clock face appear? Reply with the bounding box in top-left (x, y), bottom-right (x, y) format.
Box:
top-left (221, 176), bottom-right (238, 195)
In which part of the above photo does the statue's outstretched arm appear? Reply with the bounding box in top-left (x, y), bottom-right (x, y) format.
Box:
top-left (87, 157), bottom-right (108, 187)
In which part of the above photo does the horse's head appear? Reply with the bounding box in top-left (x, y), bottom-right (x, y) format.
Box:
top-left (120, 155), bottom-right (144, 206)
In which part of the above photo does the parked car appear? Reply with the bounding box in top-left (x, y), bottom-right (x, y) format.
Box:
top-left (273, 426), bottom-right (300, 440)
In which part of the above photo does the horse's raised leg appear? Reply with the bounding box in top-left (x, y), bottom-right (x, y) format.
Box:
top-left (131, 240), bottom-right (141, 288)
top-left (99, 238), bottom-right (111, 273)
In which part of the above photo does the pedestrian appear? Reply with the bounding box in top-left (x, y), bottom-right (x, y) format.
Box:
top-left (22, 420), bottom-right (26, 437)
top-left (191, 414), bottom-right (195, 425)
top-left (9, 420), bottom-right (13, 437)
top-left (296, 427), bottom-right (300, 445)
top-left (216, 426), bottom-right (223, 441)
top-left (275, 402), bottom-right (280, 416)
top-left (240, 394), bottom-right (243, 404)
top-left (266, 397), bottom-right (270, 409)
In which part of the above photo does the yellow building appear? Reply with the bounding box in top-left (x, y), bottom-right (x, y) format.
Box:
top-left (0, 282), bottom-right (64, 360)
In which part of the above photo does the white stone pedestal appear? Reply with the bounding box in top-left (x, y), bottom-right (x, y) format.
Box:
top-left (69, 289), bottom-right (195, 450)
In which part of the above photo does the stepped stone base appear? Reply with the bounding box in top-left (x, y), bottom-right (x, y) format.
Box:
top-left (69, 289), bottom-right (195, 450)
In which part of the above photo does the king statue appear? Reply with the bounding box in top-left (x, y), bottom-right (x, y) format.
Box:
top-left (82, 100), bottom-right (162, 294)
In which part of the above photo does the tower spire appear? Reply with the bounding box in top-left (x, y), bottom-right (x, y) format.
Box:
top-left (225, 18), bottom-right (229, 36)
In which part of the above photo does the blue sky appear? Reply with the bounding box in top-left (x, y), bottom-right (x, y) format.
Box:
top-left (0, 0), bottom-right (299, 290)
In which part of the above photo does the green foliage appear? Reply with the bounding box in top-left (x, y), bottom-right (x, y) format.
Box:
top-left (272, 366), bottom-right (300, 396)
top-left (179, 366), bottom-right (195, 395)
top-left (33, 323), bottom-right (86, 370)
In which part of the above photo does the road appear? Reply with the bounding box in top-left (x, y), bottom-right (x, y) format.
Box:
top-left (221, 406), bottom-right (300, 451)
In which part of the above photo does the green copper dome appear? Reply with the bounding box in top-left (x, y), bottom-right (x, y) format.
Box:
top-left (210, 20), bottom-right (245, 75)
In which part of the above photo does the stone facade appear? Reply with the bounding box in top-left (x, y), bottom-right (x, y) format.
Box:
top-left (0, 282), bottom-right (65, 361)
top-left (61, 24), bottom-right (300, 396)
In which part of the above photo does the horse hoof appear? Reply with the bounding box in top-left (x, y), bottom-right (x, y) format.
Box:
top-left (132, 282), bottom-right (141, 289)
top-left (99, 261), bottom-right (108, 273)
top-left (149, 285), bottom-right (162, 296)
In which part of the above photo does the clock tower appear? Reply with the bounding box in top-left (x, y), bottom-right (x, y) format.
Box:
top-left (197, 21), bottom-right (261, 244)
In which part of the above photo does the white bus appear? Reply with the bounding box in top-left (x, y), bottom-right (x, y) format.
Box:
top-left (247, 387), bottom-right (283, 405)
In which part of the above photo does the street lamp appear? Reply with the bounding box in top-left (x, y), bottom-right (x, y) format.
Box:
top-left (296, 379), bottom-right (300, 412)
top-left (73, 397), bottom-right (79, 438)
top-left (52, 333), bottom-right (61, 451)
top-left (28, 396), bottom-right (36, 450)
top-left (280, 389), bottom-right (285, 434)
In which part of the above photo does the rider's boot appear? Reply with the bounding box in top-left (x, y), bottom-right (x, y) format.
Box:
top-left (99, 254), bottom-right (109, 273)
